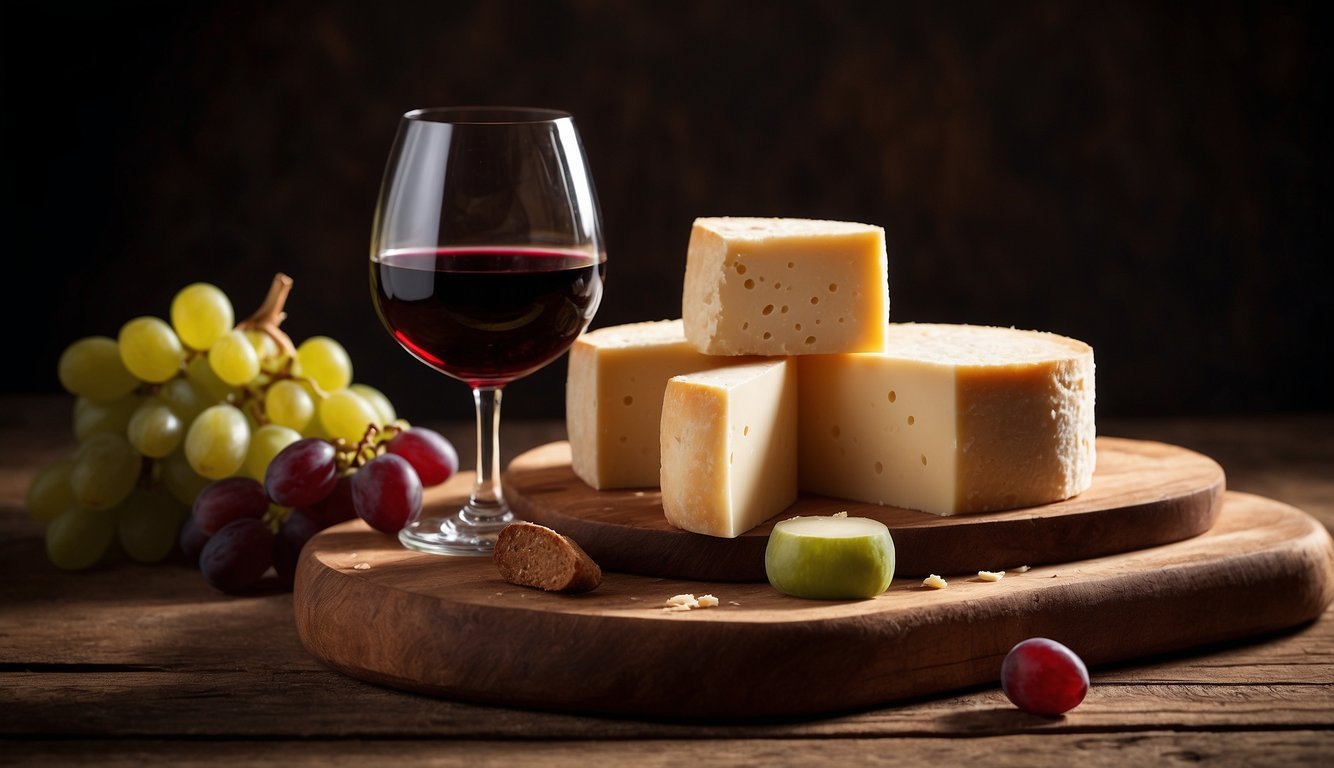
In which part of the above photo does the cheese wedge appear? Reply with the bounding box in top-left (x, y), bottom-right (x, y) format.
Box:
top-left (682, 217), bottom-right (889, 356)
top-left (660, 358), bottom-right (798, 538)
top-left (797, 323), bottom-right (1095, 516)
top-left (566, 319), bottom-right (757, 489)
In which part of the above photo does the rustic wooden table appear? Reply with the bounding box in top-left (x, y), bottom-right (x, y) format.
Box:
top-left (3, 396), bottom-right (1332, 766)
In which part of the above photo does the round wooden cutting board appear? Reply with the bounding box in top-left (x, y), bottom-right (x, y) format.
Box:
top-left (293, 487), bottom-right (1334, 720)
top-left (487, 436), bottom-right (1224, 580)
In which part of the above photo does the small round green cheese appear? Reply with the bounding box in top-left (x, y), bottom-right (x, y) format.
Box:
top-left (764, 514), bottom-right (896, 600)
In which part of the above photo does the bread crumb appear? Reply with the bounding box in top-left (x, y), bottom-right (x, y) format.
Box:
top-left (353, 563), bottom-right (370, 571)
top-left (922, 574), bottom-right (948, 589)
top-left (977, 570), bottom-right (1005, 582)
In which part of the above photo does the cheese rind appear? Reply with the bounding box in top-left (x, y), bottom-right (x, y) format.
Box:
top-left (660, 358), bottom-right (798, 538)
top-left (682, 217), bottom-right (889, 356)
top-left (566, 319), bottom-right (758, 489)
top-left (797, 323), bottom-right (1095, 516)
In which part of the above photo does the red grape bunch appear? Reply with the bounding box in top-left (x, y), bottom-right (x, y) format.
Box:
top-left (185, 424), bottom-right (458, 594)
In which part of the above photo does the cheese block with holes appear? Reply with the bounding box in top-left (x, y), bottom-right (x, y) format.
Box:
top-left (565, 319), bottom-right (761, 489)
top-left (682, 217), bottom-right (889, 356)
top-left (797, 323), bottom-right (1096, 516)
top-left (660, 358), bottom-right (797, 537)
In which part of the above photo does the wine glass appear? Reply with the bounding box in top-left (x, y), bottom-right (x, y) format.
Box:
top-left (369, 106), bottom-right (605, 556)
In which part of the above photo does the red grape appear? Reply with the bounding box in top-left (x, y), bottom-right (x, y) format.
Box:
top-left (387, 427), bottom-right (458, 486)
top-left (199, 518), bottom-right (275, 593)
top-left (273, 509), bottom-right (323, 587)
top-left (1001, 637), bottom-right (1090, 716)
top-left (265, 438), bottom-right (338, 508)
top-left (299, 473), bottom-right (357, 528)
top-left (178, 515), bottom-right (209, 565)
top-left (350, 453), bottom-right (422, 534)
top-left (192, 477), bottom-right (269, 535)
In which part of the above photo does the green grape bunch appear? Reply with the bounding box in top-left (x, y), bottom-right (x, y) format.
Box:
top-left (28, 273), bottom-right (405, 572)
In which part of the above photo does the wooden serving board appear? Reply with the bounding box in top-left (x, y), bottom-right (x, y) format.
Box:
top-left (496, 436), bottom-right (1225, 580)
top-left (294, 480), bottom-right (1334, 720)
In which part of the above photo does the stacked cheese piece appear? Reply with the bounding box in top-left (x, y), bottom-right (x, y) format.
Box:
top-left (566, 217), bottom-right (1096, 538)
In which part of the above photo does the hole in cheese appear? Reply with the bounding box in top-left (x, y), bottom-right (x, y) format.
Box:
top-left (744, 279), bottom-right (755, 290)
top-left (736, 263), bottom-right (747, 274)
top-left (829, 283), bottom-right (838, 292)
top-left (888, 390), bottom-right (897, 403)
top-left (810, 296), bottom-right (819, 305)
top-left (874, 461), bottom-right (883, 475)
top-left (744, 425), bottom-right (750, 436)
top-left (907, 415), bottom-right (915, 426)
top-left (623, 395), bottom-right (634, 406)
top-left (762, 304), bottom-right (774, 315)
top-left (805, 336), bottom-right (816, 344)
top-left (921, 454), bottom-right (928, 466)
top-left (763, 331), bottom-right (772, 340)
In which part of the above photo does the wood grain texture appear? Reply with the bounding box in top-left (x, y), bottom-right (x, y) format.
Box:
top-left (293, 482), bottom-right (1333, 719)
top-left (495, 436), bottom-right (1224, 580)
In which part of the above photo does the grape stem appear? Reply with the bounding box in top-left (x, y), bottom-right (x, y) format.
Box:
top-left (235, 273), bottom-right (298, 357)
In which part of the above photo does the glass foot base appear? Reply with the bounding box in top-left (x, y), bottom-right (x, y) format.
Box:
top-left (398, 505), bottom-right (516, 556)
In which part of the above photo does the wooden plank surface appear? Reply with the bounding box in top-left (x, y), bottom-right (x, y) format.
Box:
top-left (1, 396), bottom-right (1332, 765)
top-left (501, 436), bottom-right (1224, 580)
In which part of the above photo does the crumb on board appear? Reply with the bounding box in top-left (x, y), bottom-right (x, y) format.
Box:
top-left (977, 570), bottom-right (1004, 582)
top-left (663, 593), bottom-right (719, 611)
top-left (353, 563), bottom-right (371, 571)
top-left (922, 574), bottom-right (948, 589)
top-left (1014, 565), bottom-right (1031, 573)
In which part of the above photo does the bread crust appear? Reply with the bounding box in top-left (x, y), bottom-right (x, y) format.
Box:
top-left (493, 521), bottom-right (602, 593)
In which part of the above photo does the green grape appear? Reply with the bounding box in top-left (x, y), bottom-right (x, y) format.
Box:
top-left (46, 506), bottom-right (117, 571)
top-left (184, 403), bottom-right (250, 479)
top-left (160, 449), bottom-right (211, 506)
top-left (171, 282), bottom-right (234, 351)
top-left (349, 383), bottom-right (396, 425)
top-left (243, 329), bottom-right (281, 360)
top-left (296, 336), bottom-right (353, 392)
top-left (73, 394), bottom-right (142, 442)
top-left (26, 458), bottom-right (78, 523)
top-left (209, 329), bottom-right (261, 386)
top-left (115, 487), bottom-right (189, 564)
top-left (58, 336), bottom-right (140, 402)
top-left (127, 400), bottom-right (184, 458)
top-left (245, 423), bottom-right (302, 480)
top-left (119, 316), bottom-right (185, 383)
top-left (71, 433), bottom-right (142, 511)
top-left (157, 376), bottom-right (207, 423)
top-left (185, 353), bottom-right (237, 403)
top-left (264, 379), bottom-right (314, 431)
top-left (319, 389), bottom-right (380, 443)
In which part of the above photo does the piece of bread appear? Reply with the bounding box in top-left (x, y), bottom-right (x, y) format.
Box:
top-left (493, 522), bottom-right (602, 593)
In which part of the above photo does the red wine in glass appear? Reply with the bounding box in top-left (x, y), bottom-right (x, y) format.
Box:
top-left (372, 247), bottom-right (604, 387)
top-left (369, 106), bottom-right (606, 556)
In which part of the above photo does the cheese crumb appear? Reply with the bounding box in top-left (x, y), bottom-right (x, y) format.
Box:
top-left (353, 563), bottom-right (371, 571)
top-left (977, 570), bottom-right (1005, 582)
top-left (1014, 565), bottom-right (1031, 573)
top-left (922, 574), bottom-right (948, 589)
top-left (663, 593), bottom-right (720, 611)
top-left (833, 511), bottom-right (848, 518)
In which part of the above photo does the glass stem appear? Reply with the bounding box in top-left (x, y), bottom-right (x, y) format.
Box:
top-left (468, 385), bottom-right (507, 520)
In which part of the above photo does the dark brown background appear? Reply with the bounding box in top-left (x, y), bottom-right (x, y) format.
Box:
top-left (3, 0), bottom-right (1327, 422)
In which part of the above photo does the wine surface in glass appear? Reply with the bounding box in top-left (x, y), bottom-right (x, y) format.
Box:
top-left (372, 247), bottom-right (604, 386)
